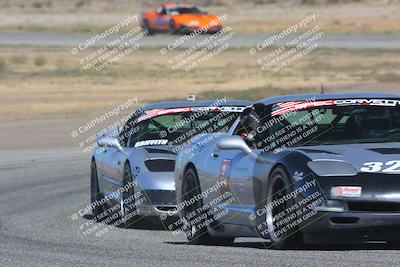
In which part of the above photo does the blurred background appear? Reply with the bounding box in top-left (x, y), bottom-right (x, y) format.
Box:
top-left (0, 0), bottom-right (399, 149)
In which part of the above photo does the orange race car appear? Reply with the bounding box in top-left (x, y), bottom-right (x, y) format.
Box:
top-left (140, 4), bottom-right (223, 35)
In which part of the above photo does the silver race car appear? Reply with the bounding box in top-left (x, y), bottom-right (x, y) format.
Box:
top-left (90, 100), bottom-right (250, 227)
top-left (175, 93), bottom-right (400, 248)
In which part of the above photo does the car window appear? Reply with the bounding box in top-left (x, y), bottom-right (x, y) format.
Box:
top-left (231, 108), bottom-right (263, 148)
top-left (157, 7), bottom-right (166, 15)
top-left (127, 110), bottom-right (241, 148)
top-left (257, 104), bottom-right (400, 151)
top-left (119, 114), bottom-right (141, 147)
top-left (167, 7), bottom-right (202, 14)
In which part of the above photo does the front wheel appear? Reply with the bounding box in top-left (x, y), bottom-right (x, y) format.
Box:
top-left (265, 166), bottom-right (303, 249)
top-left (181, 168), bottom-right (234, 246)
top-left (118, 162), bottom-right (139, 228)
top-left (90, 159), bottom-right (104, 220)
top-left (169, 19), bottom-right (180, 34)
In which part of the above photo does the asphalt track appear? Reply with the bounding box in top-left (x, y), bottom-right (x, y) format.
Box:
top-left (1, 148), bottom-right (400, 266)
top-left (1, 32), bottom-right (400, 49)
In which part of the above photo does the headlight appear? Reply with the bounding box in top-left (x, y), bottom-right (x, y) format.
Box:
top-left (188, 21), bottom-right (199, 26)
top-left (307, 160), bottom-right (358, 177)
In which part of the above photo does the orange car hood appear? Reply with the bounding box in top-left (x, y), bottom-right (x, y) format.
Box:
top-left (173, 14), bottom-right (222, 27)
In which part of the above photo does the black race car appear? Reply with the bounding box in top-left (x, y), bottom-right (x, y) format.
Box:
top-left (174, 93), bottom-right (400, 248)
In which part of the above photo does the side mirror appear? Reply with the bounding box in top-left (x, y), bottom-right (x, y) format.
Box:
top-left (217, 136), bottom-right (252, 154)
top-left (97, 136), bottom-right (124, 153)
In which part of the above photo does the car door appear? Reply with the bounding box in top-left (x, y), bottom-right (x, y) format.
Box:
top-left (200, 139), bottom-right (259, 225)
top-left (197, 118), bottom-right (244, 202)
top-left (201, 142), bottom-right (237, 203)
top-left (150, 6), bottom-right (171, 31)
top-left (97, 122), bottom-right (134, 201)
top-left (212, 114), bottom-right (262, 225)
top-left (224, 149), bottom-right (261, 225)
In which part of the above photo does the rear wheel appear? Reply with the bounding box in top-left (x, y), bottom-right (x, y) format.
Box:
top-left (265, 166), bottom-right (303, 249)
top-left (169, 19), bottom-right (180, 34)
top-left (90, 159), bottom-right (104, 220)
top-left (181, 168), bottom-right (234, 246)
top-left (142, 19), bottom-right (154, 35)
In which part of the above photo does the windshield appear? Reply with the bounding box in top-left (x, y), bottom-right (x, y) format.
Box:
top-left (127, 107), bottom-right (242, 148)
top-left (167, 7), bottom-right (202, 14)
top-left (248, 99), bottom-right (400, 152)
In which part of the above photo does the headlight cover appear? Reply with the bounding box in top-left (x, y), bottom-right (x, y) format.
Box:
top-left (307, 160), bottom-right (358, 177)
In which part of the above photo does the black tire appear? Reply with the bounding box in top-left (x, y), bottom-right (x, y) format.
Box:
top-left (387, 242), bottom-right (400, 249)
top-left (169, 19), bottom-right (180, 34)
top-left (90, 159), bottom-right (104, 220)
top-left (142, 20), bottom-right (154, 35)
top-left (265, 166), bottom-right (303, 249)
top-left (119, 162), bottom-right (139, 228)
top-left (181, 168), bottom-right (234, 246)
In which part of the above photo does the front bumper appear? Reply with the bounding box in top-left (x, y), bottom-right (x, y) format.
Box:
top-left (180, 25), bottom-right (222, 34)
top-left (136, 189), bottom-right (178, 219)
top-left (137, 203), bottom-right (178, 217)
top-left (306, 210), bottom-right (400, 232)
top-left (303, 210), bottom-right (400, 243)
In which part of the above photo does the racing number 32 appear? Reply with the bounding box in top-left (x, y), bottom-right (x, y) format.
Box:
top-left (361, 160), bottom-right (400, 173)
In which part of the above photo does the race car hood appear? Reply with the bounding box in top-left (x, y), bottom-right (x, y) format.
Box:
top-left (291, 142), bottom-right (400, 204)
top-left (294, 142), bottom-right (400, 175)
top-left (173, 14), bottom-right (222, 27)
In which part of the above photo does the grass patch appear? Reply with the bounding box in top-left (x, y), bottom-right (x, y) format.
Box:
top-left (376, 73), bottom-right (400, 83)
top-left (196, 87), bottom-right (317, 101)
top-left (34, 56), bottom-right (47, 66)
top-left (159, 86), bottom-right (318, 103)
top-left (0, 47), bottom-right (399, 121)
top-left (9, 55), bottom-right (28, 65)
top-left (0, 57), bottom-right (6, 71)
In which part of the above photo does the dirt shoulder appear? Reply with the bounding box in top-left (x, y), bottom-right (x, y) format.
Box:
top-left (1, 46), bottom-right (400, 122)
top-left (1, 45), bottom-right (399, 151)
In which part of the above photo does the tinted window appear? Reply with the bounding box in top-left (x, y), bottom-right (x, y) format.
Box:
top-left (127, 110), bottom-right (240, 148)
top-left (253, 104), bottom-right (400, 152)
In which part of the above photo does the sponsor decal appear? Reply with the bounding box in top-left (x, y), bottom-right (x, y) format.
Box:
top-left (293, 171), bottom-right (304, 181)
top-left (272, 100), bottom-right (334, 116)
top-left (193, 106), bottom-right (247, 113)
top-left (331, 186), bottom-right (362, 198)
top-left (335, 99), bottom-right (400, 107)
top-left (132, 166), bottom-right (140, 177)
top-left (361, 160), bottom-right (400, 173)
top-left (134, 139), bottom-right (168, 147)
top-left (219, 159), bottom-right (231, 194)
top-left (137, 108), bottom-right (192, 122)
top-left (272, 99), bottom-right (400, 117)
top-left (138, 205), bottom-right (150, 214)
top-left (137, 106), bottom-right (247, 122)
